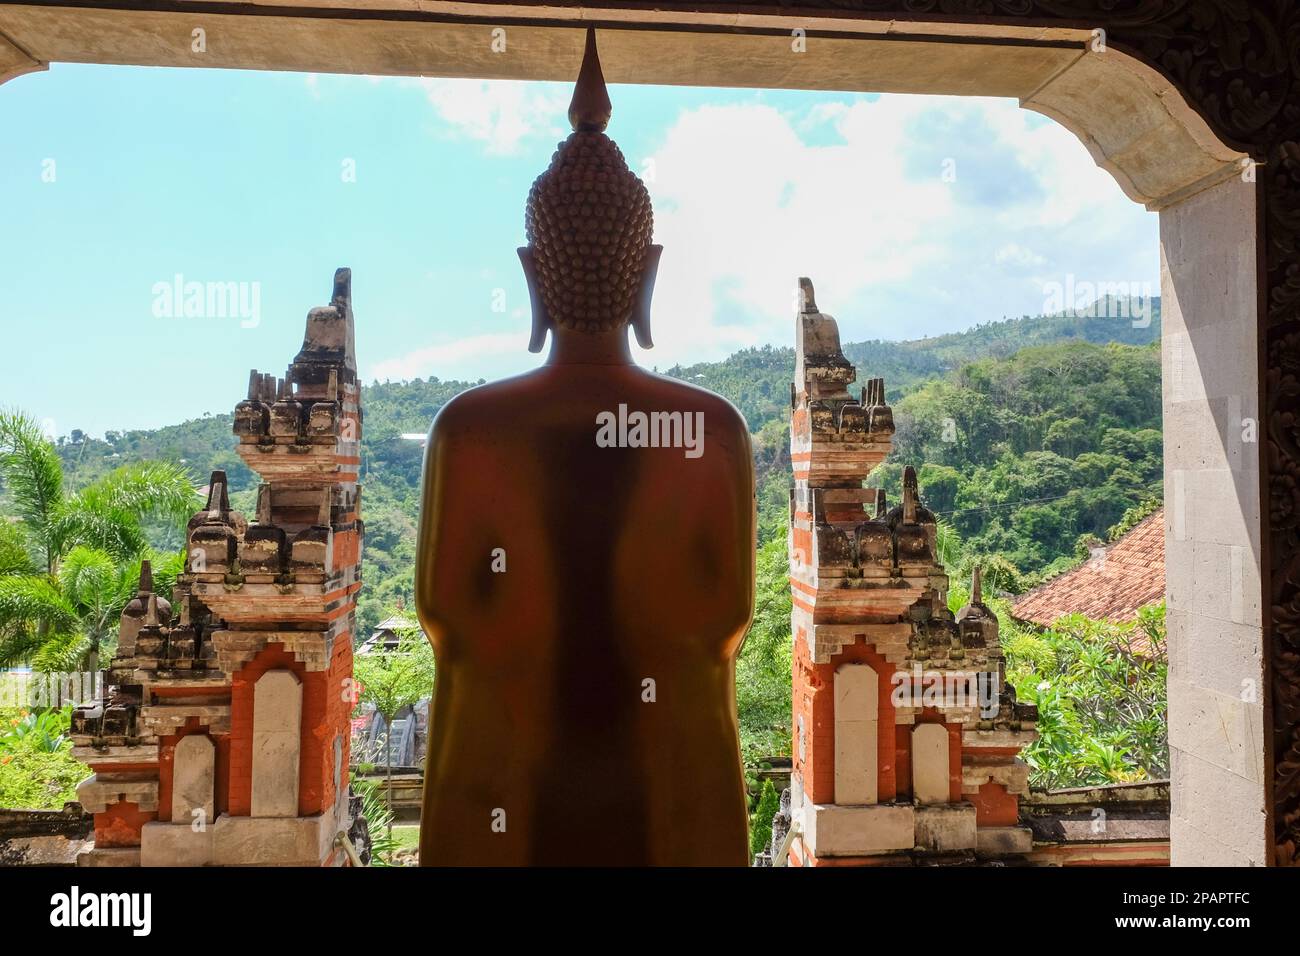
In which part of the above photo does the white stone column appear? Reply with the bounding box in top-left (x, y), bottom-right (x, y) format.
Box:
top-left (1160, 174), bottom-right (1266, 866)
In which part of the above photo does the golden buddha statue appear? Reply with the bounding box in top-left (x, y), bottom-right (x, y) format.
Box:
top-left (415, 29), bottom-right (755, 866)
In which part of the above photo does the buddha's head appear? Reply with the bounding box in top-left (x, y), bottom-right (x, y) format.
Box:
top-left (521, 29), bottom-right (662, 353)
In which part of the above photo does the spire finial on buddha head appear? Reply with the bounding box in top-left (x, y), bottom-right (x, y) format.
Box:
top-left (568, 28), bottom-right (612, 133)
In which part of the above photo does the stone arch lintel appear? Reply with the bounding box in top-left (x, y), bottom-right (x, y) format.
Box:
top-left (0, 6), bottom-right (1244, 208)
top-left (0, 27), bottom-right (44, 86)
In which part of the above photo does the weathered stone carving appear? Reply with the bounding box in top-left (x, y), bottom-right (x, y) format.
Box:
top-left (788, 278), bottom-right (1037, 864)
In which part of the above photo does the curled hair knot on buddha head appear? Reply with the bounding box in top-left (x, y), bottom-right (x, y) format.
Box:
top-left (521, 28), bottom-right (661, 350)
top-left (525, 135), bottom-right (653, 334)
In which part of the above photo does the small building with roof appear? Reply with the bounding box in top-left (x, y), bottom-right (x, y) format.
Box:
top-left (356, 613), bottom-right (421, 655)
top-left (1011, 508), bottom-right (1165, 642)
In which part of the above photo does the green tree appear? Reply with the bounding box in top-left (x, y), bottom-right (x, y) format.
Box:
top-left (1043, 416), bottom-right (1088, 458)
top-left (918, 464), bottom-right (961, 515)
top-left (736, 531), bottom-right (793, 763)
top-left (8, 548), bottom-right (188, 674)
top-left (0, 411), bottom-right (196, 671)
top-left (352, 625), bottom-right (436, 848)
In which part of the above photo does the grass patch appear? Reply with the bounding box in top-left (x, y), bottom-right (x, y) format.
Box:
top-left (391, 824), bottom-right (420, 852)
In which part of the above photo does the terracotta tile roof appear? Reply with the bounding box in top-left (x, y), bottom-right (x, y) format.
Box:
top-left (1012, 508), bottom-right (1165, 630)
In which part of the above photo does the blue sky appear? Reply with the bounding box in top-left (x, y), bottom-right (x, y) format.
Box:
top-left (0, 64), bottom-right (1158, 437)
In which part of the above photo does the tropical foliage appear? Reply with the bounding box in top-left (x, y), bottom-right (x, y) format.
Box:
top-left (351, 777), bottom-right (404, 866)
top-left (881, 341), bottom-right (1162, 574)
top-left (736, 531), bottom-right (793, 763)
top-left (944, 574), bottom-right (1168, 789)
top-left (0, 704), bottom-right (74, 753)
top-left (352, 628), bottom-right (437, 841)
top-left (0, 705), bottom-right (86, 810)
top-left (1010, 605), bottom-right (1168, 788)
top-left (0, 411), bottom-right (197, 671)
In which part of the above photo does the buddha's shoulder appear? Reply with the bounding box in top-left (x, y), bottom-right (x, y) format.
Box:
top-left (428, 367), bottom-right (750, 440)
top-left (636, 371), bottom-right (751, 431)
top-left (426, 373), bottom-right (539, 438)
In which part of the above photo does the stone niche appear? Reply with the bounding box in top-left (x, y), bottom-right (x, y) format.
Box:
top-left (251, 669), bottom-right (303, 819)
top-left (172, 735), bottom-right (215, 824)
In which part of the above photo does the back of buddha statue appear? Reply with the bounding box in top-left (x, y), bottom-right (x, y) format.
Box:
top-left (417, 364), bottom-right (753, 865)
top-left (414, 31), bottom-right (754, 866)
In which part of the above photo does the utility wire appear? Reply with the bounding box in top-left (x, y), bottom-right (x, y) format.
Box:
top-left (932, 490), bottom-right (1090, 518)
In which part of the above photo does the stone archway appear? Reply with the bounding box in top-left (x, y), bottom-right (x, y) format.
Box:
top-left (2, 0), bottom-right (1293, 866)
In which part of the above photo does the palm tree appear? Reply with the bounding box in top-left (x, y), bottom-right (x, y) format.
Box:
top-left (0, 411), bottom-right (198, 672)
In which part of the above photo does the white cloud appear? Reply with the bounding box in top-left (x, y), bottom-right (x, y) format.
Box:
top-left (995, 242), bottom-right (1048, 269)
top-left (633, 93), bottom-right (1154, 365)
top-left (416, 78), bottom-right (568, 155)
top-left (368, 332), bottom-right (530, 382)
top-left (371, 91), bottom-right (1155, 382)
top-left (640, 97), bottom-right (956, 365)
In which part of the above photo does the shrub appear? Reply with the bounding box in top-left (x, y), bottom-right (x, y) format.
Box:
top-left (1003, 630), bottom-right (1056, 676)
top-left (352, 777), bottom-right (402, 866)
top-left (1004, 604), bottom-right (1167, 789)
top-left (749, 779), bottom-right (780, 858)
top-left (0, 735), bottom-right (88, 809)
top-left (0, 705), bottom-right (74, 753)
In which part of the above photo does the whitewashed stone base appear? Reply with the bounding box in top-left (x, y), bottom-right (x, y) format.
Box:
top-left (210, 809), bottom-right (339, 866)
top-left (801, 802), bottom-right (914, 857)
top-left (140, 821), bottom-right (215, 866)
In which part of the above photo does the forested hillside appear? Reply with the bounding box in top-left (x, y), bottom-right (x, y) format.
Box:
top-left (885, 341), bottom-right (1161, 575)
top-left (35, 302), bottom-right (1161, 634)
top-left (661, 298), bottom-right (1161, 436)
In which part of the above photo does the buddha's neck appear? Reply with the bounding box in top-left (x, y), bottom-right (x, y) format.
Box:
top-left (545, 327), bottom-right (635, 366)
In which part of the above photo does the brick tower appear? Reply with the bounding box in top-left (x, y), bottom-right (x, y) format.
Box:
top-left (72, 268), bottom-right (364, 866)
top-left (787, 278), bottom-right (1038, 865)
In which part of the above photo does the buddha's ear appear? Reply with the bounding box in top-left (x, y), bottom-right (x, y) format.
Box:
top-left (631, 244), bottom-right (663, 350)
top-left (518, 246), bottom-right (551, 353)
